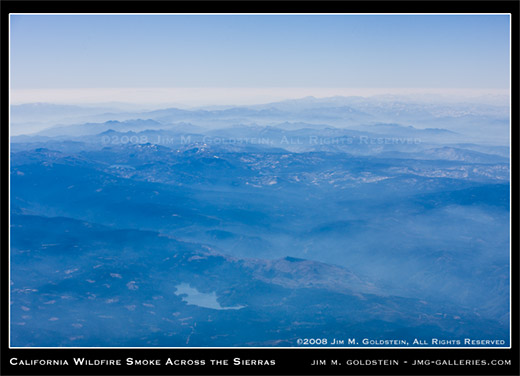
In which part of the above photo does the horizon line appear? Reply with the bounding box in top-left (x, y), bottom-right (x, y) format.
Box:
top-left (10, 87), bottom-right (510, 107)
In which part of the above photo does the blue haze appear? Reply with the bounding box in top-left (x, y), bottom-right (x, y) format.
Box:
top-left (9, 96), bottom-right (510, 347)
top-left (9, 14), bottom-right (510, 348)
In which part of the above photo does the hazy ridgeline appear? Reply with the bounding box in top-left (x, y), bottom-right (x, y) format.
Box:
top-left (10, 96), bottom-right (510, 347)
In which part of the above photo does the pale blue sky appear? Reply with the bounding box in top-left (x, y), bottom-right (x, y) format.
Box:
top-left (9, 14), bottom-right (510, 103)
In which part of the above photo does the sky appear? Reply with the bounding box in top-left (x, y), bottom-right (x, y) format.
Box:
top-left (10, 14), bottom-right (511, 105)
